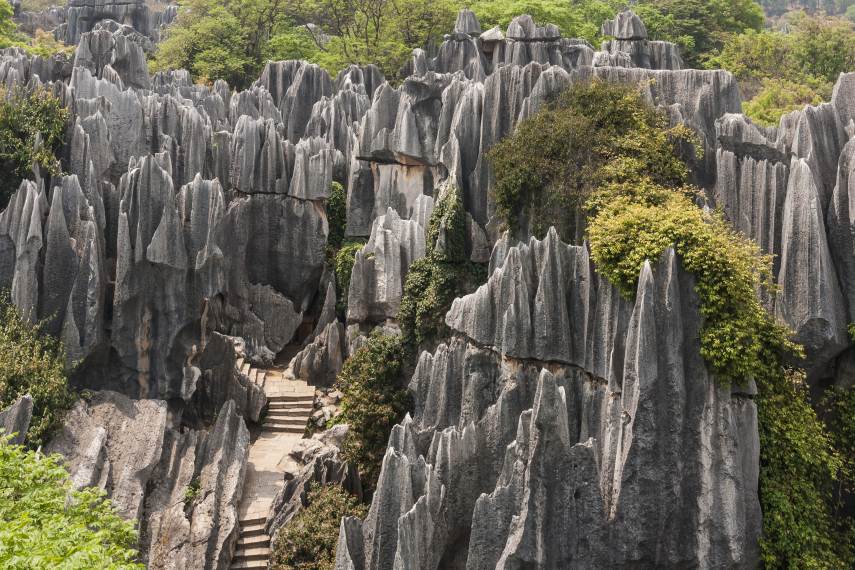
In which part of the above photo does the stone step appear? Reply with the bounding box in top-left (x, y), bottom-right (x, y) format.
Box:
top-left (267, 394), bottom-right (314, 402)
top-left (265, 417), bottom-right (307, 427)
top-left (241, 362), bottom-right (251, 376)
top-left (240, 522), bottom-right (267, 537)
top-left (266, 411), bottom-right (310, 420)
top-left (232, 546), bottom-right (269, 561)
top-left (237, 534), bottom-right (270, 549)
top-left (264, 424), bottom-right (306, 433)
top-left (236, 357), bottom-right (245, 371)
top-left (256, 371), bottom-right (266, 385)
top-left (230, 559), bottom-right (268, 570)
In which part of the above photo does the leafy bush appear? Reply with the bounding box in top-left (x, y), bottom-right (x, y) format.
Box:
top-left (269, 482), bottom-right (368, 570)
top-left (742, 77), bottom-right (831, 127)
top-left (333, 239), bottom-right (367, 321)
top-left (326, 182), bottom-right (347, 257)
top-left (0, 434), bottom-right (142, 570)
top-left (0, 87), bottom-right (69, 209)
top-left (335, 332), bottom-right (411, 490)
top-left (489, 77), bottom-right (696, 243)
top-left (398, 184), bottom-right (485, 352)
top-left (0, 292), bottom-right (76, 447)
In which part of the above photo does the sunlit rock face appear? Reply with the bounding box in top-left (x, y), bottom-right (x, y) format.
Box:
top-left (0, 7), bottom-right (854, 568)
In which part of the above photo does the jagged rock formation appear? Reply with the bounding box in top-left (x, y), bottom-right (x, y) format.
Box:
top-left (0, 7), bottom-right (852, 568)
top-left (144, 400), bottom-right (249, 570)
top-left (40, 391), bottom-right (248, 568)
top-left (0, 393), bottom-right (34, 446)
top-left (336, 236), bottom-right (762, 569)
top-left (266, 425), bottom-right (362, 538)
top-left (715, 75), bottom-right (855, 380)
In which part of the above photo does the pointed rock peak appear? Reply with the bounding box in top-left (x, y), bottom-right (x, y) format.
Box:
top-left (147, 204), bottom-right (187, 270)
top-left (601, 9), bottom-right (648, 40)
top-left (455, 9), bottom-right (481, 36)
top-left (637, 259), bottom-right (655, 297)
top-left (507, 14), bottom-right (562, 41)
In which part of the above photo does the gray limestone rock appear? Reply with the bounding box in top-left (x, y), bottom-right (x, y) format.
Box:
top-left (292, 321), bottom-right (347, 388)
top-left (347, 207), bottom-right (426, 323)
top-left (346, 235), bottom-right (762, 570)
top-left (506, 15), bottom-right (561, 41)
top-left (265, 445), bottom-right (362, 539)
top-left (182, 332), bottom-right (267, 429)
top-left (601, 9), bottom-right (648, 40)
top-left (45, 390), bottom-right (167, 522)
top-left (777, 159), bottom-right (848, 378)
top-left (454, 9), bottom-right (481, 36)
top-left (0, 393), bottom-right (33, 446)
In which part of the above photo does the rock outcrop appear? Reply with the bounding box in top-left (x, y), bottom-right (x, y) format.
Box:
top-left (0, 393), bottom-right (34, 446)
top-left (336, 236), bottom-right (762, 569)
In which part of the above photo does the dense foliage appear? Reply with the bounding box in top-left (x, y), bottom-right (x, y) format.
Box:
top-left (491, 76), bottom-right (853, 567)
top-left (332, 239), bottom-right (366, 320)
top-left (334, 332), bottom-right (411, 490)
top-left (0, 3), bottom-right (74, 59)
top-left (269, 482), bottom-right (368, 570)
top-left (489, 78), bottom-right (696, 244)
top-left (326, 182), bottom-right (348, 256)
top-left (0, 434), bottom-right (142, 570)
top-left (398, 184), bottom-right (485, 352)
top-left (711, 12), bottom-right (855, 126)
top-left (0, 293), bottom-right (76, 447)
top-left (0, 87), bottom-right (70, 209)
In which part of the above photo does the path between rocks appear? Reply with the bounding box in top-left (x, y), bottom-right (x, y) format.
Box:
top-left (231, 362), bottom-right (315, 569)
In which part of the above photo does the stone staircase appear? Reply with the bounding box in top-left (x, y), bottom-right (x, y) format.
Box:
top-left (230, 362), bottom-right (315, 569)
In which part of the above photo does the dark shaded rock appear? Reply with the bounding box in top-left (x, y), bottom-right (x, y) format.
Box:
top-left (0, 393), bottom-right (33, 446)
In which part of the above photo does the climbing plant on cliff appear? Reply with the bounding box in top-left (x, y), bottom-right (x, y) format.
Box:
top-left (269, 482), bottom-right (367, 570)
top-left (0, 292), bottom-right (76, 448)
top-left (334, 332), bottom-right (411, 490)
top-left (490, 76), bottom-right (854, 567)
top-left (0, 86), bottom-right (69, 209)
top-left (0, 434), bottom-right (143, 569)
top-left (398, 184), bottom-right (486, 353)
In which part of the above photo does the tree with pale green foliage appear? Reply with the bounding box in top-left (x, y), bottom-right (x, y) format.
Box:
top-left (0, 434), bottom-right (143, 570)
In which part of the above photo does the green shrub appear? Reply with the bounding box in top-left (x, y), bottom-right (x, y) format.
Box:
top-left (269, 482), bottom-right (368, 570)
top-left (335, 332), bottom-right (411, 490)
top-left (0, 292), bottom-right (76, 448)
top-left (398, 184), bottom-right (486, 352)
top-left (334, 239), bottom-right (367, 321)
top-left (489, 77), bottom-right (696, 243)
top-left (742, 76), bottom-right (832, 127)
top-left (0, 87), bottom-right (69, 209)
top-left (326, 182), bottom-right (347, 257)
top-left (0, 434), bottom-right (143, 570)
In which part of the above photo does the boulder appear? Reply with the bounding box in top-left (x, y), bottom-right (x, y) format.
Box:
top-left (0, 393), bottom-right (33, 446)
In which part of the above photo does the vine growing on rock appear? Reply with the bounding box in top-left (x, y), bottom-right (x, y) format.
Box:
top-left (334, 332), bottom-right (411, 490)
top-left (398, 185), bottom-right (486, 353)
top-left (269, 482), bottom-right (367, 570)
top-left (491, 77), bottom-right (853, 567)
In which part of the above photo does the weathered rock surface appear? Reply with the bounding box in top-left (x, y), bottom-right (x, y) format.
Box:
top-left (337, 237), bottom-right (762, 569)
top-left (266, 441), bottom-right (362, 539)
top-left (144, 400), bottom-right (249, 570)
top-left (0, 393), bottom-right (34, 446)
top-left (45, 390), bottom-right (168, 521)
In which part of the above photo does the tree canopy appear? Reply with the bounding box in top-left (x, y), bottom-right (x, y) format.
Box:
top-left (0, 434), bottom-right (142, 570)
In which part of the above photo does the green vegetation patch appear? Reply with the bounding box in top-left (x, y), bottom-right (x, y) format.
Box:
top-left (398, 184), bottom-right (486, 352)
top-left (334, 332), bottom-right (411, 490)
top-left (0, 87), bottom-right (69, 209)
top-left (0, 434), bottom-right (142, 570)
top-left (0, 292), bottom-right (76, 448)
top-left (269, 482), bottom-right (368, 570)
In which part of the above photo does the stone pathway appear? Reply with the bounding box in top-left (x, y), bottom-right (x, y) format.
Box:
top-left (231, 360), bottom-right (315, 570)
